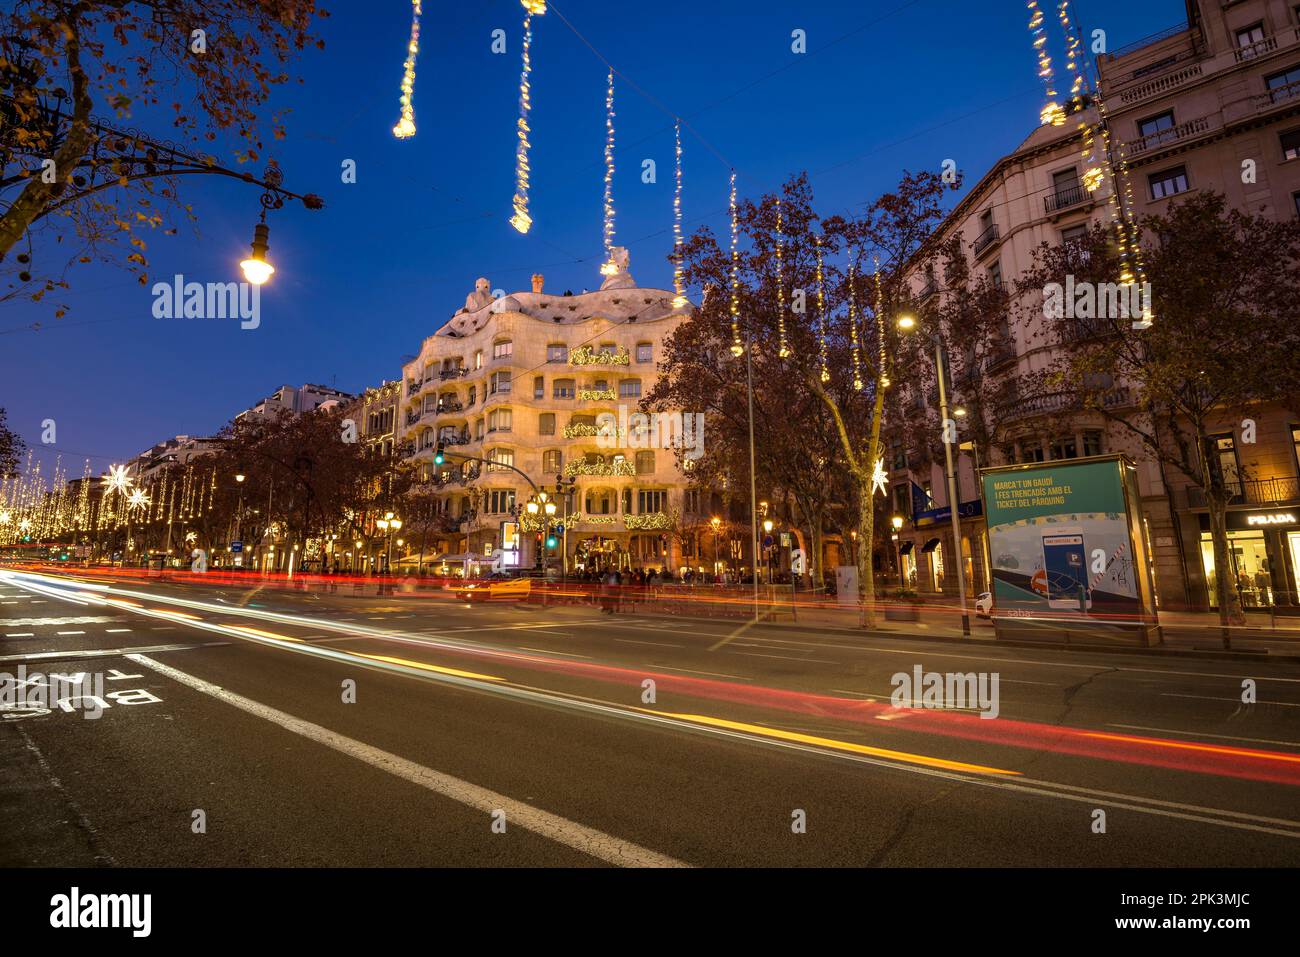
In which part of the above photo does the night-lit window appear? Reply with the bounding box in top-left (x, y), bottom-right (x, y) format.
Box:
top-left (553, 378), bottom-right (576, 399)
top-left (547, 344), bottom-right (567, 363)
top-left (1282, 129), bottom-right (1300, 161)
top-left (1137, 110), bottom-right (1175, 142)
top-left (487, 408), bottom-right (512, 433)
top-left (619, 379), bottom-right (642, 398)
top-left (487, 448), bottom-right (514, 472)
top-left (486, 489), bottom-right (516, 514)
top-left (1291, 425), bottom-right (1300, 474)
top-left (1049, 436), bottom-right (1078, 460)
top-left (1266, 65), bottom-right (1300, 103)
top-left (1149, 166), bottom-right (1189, 200)
top-left (635, 451), bottom-right (655, 475)
top-left (638, 489), bottom-right (667, 513)
top-left (490, 371), bottom-right (511, 394)
top-left (1083, 430), bottom-right (1103, 457)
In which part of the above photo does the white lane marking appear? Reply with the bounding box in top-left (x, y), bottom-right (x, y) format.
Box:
top-left (651, 665), bottom-right (753, 680)
top-left (127, 653), bottom-right (687, 868)
top-left (733, 651), bottom-right (836, 665)
top-left (106, 629), bottom-right (132, 634)
top-left (0, 616), bottom-right (126, 627)
top-left (517, 646), bottom-right (592, 658)
top-left (0, 642), bottom-right (215, 663)
top-left (4, 632), bottom-right (34, 638)
top-left (56, 631), bottom-right (86, 636)
top-left (1109, 724), bottom-right (1300, 750)
top-left (1161, 692), bottom-right (1300, 707)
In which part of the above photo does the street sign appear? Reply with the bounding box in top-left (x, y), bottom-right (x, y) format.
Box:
top-left (230, 541), bottom-right (243, 553)
top-left (780, 532), bottom-right (791, 547)
top-left (553, 524), bottom-right (564, 536)
top-left (762, 535), bottom-right (774, 548)
top-left (790, 547), bottom-right (805, 574)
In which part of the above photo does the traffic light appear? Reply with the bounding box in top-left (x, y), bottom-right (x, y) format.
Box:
top-left (546, 535), bottom-right (558, 549)
top-left (433, 442), bottom-right (445, 466)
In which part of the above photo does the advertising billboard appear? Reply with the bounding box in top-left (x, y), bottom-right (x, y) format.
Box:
top-left (980, 455), bottom-right (1159, 645)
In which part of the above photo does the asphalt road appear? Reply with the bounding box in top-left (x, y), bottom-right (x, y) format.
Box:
top-left (3, 567), bottom-right (1299, 867)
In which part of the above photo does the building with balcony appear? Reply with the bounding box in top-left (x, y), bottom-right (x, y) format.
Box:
top-left (889, 0), bottom-right (1300, 611)
top-left (338, 380), bottom-right (400, 457)
top-left (396, 258), bottom-right (697, 573)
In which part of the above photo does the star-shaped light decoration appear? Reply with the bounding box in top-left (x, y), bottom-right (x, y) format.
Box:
top-left (103, 464), bottom-right (134, 496)
top-left (871, 457), bottom-right (889, 498)
top-left (0, 510), bottom-right (10, 525)
top-left (185, 531), bottom-right (197, 543)
top-left (127, 488), bottom-right (151, 512)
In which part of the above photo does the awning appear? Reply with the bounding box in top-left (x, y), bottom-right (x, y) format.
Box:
top-left (898, 542), bottom-right (915, 555)
top-left (921, 538), bottom-right (942, 553)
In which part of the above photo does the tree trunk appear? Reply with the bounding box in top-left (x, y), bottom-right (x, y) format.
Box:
top-left (809, 514), bottom-right (824, 594)
top-left (1205, 492), bottom-right (1246, 640)
top-left (856, 383), bottom-right (887, 629)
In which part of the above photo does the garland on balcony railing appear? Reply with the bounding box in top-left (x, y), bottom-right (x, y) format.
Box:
top-left (578, 389), bottom-right (616, 401)
top-left (569, 346), bottom-right (630, 366)
top-left (564, 460), bottom-right (635, 477)
top-left (624, 511), bottom-right (674, 531)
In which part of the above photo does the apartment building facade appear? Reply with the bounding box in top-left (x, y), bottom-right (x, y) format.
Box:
top-left (891, 0), bottom-right (1300, 612)
top-left (396, 265), bottom-right (697, 573)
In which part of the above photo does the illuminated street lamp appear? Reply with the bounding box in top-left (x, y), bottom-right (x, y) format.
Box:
top-left (892, 514), bottom-right (905, 588)
top-left (240, 222), bottom-right (275, 285)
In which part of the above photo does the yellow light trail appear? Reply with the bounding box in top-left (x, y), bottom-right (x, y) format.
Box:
top-left (353, 653), bottom-right (505, 683)
top-left (1081, 731), bottom-right (1300, 765)
top-left (651, 712), bottom-right (1022, 776)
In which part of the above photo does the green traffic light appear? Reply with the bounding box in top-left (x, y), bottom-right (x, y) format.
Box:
top-left (546, 536), bottom-right (557, 549)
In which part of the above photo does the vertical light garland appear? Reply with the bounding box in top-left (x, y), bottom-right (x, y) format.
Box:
top-left (671, 119), bottom-right (686, 307)
top-left (510, 1), bottom-right (545, 233)
top-left (875, 256), bottom-right (890, 389)
top-left (814, 234), bottom-right (829, 383)
top-left (776, 197), bottom-right (789, 358)
top-left (392, 0), bottom-right (421, 139)
top-left (1028, 1), bottom-right (1064, 126)
top-left (600, 69), bottom-right (618, 274)
top-left (728, 169), bottom-right (744, 357)
top-left (1059, 0), bottom-right (1104, 193)
top-left (847, 261), bottom-right (863, 391)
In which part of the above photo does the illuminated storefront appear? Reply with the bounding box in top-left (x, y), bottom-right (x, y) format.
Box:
top-left (1198, 510), bottom-right (1300, 609)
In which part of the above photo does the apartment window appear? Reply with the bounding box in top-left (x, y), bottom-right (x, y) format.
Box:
top-left (1282, 128), bottom-right (1300, 162)
top-left (1082, 430), bottom-right (1103, 457)
top-left (635, 451), bottom-right (655, 475)
top-left (533, 376), bottom-right (544, 400)
top-left (553, 378), bottom-right (576, 399)
top-left (1291, 425), bottom-right (1300, 473)
top-left (622, 488), bottom-right (633, 514)
top-left (474, 419), bottom-right (485, 440)
top-left (1236, 23), bottom-right (1266, 58)
top-left (489, 371), bottom-right (512, 395)
top-left (1051, 167), bottom-right (1080, 206)
top-left (467, 385), bottom-right (476, 406)
top-left (546, 344), bottom-right (567, 363)
top-left (1266, 65), bottom-right (1300, 103)
top-left (1137, 110), bottom-right (1175, 143)
top-left (1061, 223), bottom-right (1087, 246)
top-left (638, 489), bottom-right (667, 513)
top-left (1149, 165), bottom-right (1189, 200)
top-left (593, 378), bottom-right (609, 392)
top-left (487, 448), bottom-right (514, 472)
top-left (890, 436), bottom-right (907, 471)
top-left (493, 340), bottom-right (513, 360)
top-left (636, 342), bottom-right (653, 364)
top-left (586, 490), bottom-right (613, 514)
top-left (1294, 191), bottom-right (1300, 217)
top-left (988, 261), bottom-right (1003, 289)
top-left (893, 484), bottom-right (910, 519)
top-left (979, 209), bottom-right (993, 232)
top-left (487, 408), bottom-right (512, 433)
top-left (683, 489), bottom-right (702, 514)
top-left (542, 450), bottom-right (563, 475)
top-left (1018, 440), bottom-right (1046, 463)
top-left (619, 379), bottom-right (642, 399)
top-left (1049, 436), bottom-right (1078, 460)
top-left (474, 350), bottom-right (483, 370)
top-left (539, 412), bottom-right (556, 436)
top-left (486, 489), bottom-right (516, 514)
top-left (1211, 434), bottom-right (1241, 487)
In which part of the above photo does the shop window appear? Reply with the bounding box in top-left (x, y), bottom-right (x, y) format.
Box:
top-left (1200, 531), bottom-right (1273, 608)
top-left (1149, 165), bottom-right (1188, 200)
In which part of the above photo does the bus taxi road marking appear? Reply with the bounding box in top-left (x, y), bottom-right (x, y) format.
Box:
top-left (0, 642), bottom-right (217, 663)
top-left (125, 653), bottom-right (687, 869)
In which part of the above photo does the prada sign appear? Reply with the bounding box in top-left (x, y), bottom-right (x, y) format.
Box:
top-left (1202, 510), bottom-right (1300, 531)
top-left (1246, 512), bottom-right (1298, 527)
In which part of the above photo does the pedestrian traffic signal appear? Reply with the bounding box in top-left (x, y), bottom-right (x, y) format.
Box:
top-left (433, 442), bottom-right (445, 466)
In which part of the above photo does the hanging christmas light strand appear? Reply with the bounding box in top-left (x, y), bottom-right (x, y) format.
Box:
top-left (510, 2), bottom-right (546, 233)
top-left (728, 169), bottom-right (744, 357)
top-left (847, 261), bottom-right (863, 391)
top-left (815, 233), bottom-right (829, 383)
top-left (1058, 0), bottom-right (1104, 193)
top-left (776, 197), bottom-right (789, 358)
top-left (875, 256), bottom-right (890, 389)
top-left (672, 119), bottom-right (686, 307)
top-left (1027, 0), bottom-right (1064, 126)
top-left (391, 0), bottom-right (422, 139)
top-left (600, 69), bottom-right (618, 274)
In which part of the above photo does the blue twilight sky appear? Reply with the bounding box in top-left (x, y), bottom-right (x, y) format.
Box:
top-left (2, 0), bottom-right (1188, 470)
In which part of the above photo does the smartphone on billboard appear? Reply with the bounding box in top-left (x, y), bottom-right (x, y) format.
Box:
top-left (1042, 530), bottom-right (1091, 611)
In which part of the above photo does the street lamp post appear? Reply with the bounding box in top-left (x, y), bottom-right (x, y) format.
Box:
top-left (891, 514), bottom-right (905, 589)
top-left (898, 313), bottom-right (971, 636)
